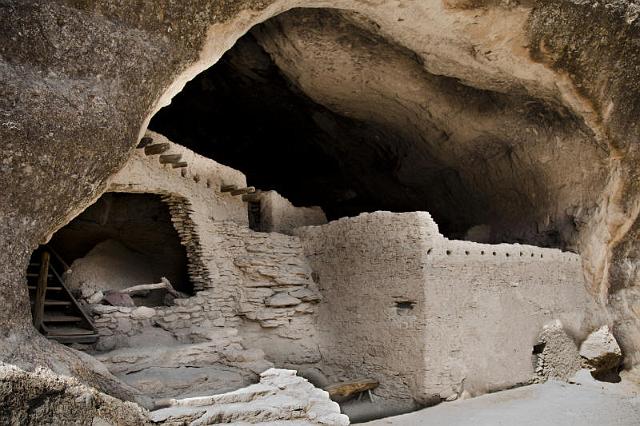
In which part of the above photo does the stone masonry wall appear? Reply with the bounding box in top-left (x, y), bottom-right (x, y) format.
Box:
top-left (296, 212), bottom-right (605, 404)
top-left (161, 194), bottom-right (211, 292)
top-left (92, 131), bottom-right (321, 365)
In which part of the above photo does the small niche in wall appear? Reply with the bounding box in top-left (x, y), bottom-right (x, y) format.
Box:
top-left (395, 301), bottom-right (415, 315)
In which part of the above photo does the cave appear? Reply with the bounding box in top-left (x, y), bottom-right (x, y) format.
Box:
top-left (3, 1), bottom-right (639, 424)
top-left (46, 192), bottom-right (192, 298)
top-left (149, 8), bottom-right (606, 249)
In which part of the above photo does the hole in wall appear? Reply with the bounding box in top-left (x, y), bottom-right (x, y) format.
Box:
top-left (395, 301), bottom-right (415, 315)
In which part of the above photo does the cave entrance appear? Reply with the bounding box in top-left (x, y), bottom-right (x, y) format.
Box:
top-left (150, 7), bottom-right (604, 250)
top-left (36, 192), bottom-right (192, 310)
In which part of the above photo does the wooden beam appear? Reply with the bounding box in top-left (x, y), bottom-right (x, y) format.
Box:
top-left (144, 143), bottom-right (170, 155)
top-left (137, 136), bottom-right (153, 148)
top-left (172, 161), bottom-right (188, 168)
top-left (231, 186), bottom-right (256, 196)
top-left (220, 184), bottom-right (237, 192)
top-left (242, 192), bottom-right (261, 202)
top-left (32, 251), bottom-right (50, 331)
top-left (159, 154), bottom-right (182, 164)
top-left (119, 278), bottom-right (182, 298)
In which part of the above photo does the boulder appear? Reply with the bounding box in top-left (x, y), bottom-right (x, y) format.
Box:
top-left (580, 325), bottom-right (623, 372)
top-left (131, 306), bottom-right (156, 320)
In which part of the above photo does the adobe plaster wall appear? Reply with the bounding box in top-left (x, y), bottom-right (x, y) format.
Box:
top-left (296, 211), bottom-right (605, 404)
top-left (258, 190), bottom-right (327, 234)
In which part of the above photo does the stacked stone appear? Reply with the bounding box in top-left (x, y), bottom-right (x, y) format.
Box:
top-left (91, 299), bottom-right (231, 350)
top-left (161, 194), bottom-right (210, 292)
top-left (234, 225), bottom-right (322, 331)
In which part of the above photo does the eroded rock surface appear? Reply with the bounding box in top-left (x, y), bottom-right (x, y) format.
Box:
top-left (0, 363), bottom-right (148, 426)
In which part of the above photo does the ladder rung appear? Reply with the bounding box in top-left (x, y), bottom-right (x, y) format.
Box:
top-left (28, 286), bottom-right (63, 291)
top-left (46, 330), bottom-right (97, 336)
top-left (27, 273), bottom-right (53, 278)
top-left (46, 300), bottom-right (71, 306)
top-left (43, 314), bottom-right (82, 323)
top-left (33, 300), bottom-right (72, 306)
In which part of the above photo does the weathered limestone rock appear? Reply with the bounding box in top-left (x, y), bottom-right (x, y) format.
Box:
top-left (131, 306), bottom-right (156, 320)
top-left (150, 368), bottom-right (349, 425)
top-left (580, 326), bottom-right (623, 373)
top-left (267, 292), bottom-right (302, 307)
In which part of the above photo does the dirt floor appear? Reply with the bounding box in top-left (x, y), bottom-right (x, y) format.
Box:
top-left (364, 371), bottom-right (640, 426)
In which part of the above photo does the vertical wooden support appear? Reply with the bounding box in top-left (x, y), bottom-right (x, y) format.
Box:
top-left (32, 251), bottom-right (50, 330)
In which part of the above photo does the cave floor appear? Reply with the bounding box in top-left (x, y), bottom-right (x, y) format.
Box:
top-left (364, 372), bottom-right (640, 426)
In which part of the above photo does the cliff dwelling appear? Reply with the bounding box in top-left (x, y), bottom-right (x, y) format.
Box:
top-left (2, 1), bottom-right (640, 425)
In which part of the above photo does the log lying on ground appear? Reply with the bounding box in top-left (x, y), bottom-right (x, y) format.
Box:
top-left (119, 277), bottom-right (183, 298)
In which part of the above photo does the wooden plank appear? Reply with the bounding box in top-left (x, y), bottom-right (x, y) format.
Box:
top-left (32, 251), bottom-right (50, 331)
top-left (144, 143), bottom-right (170, 155)
top-left (159, 154), bottom-right (182, 164)
top-left (46, 335), bottom-right (98, 344)
top-left (242, 192), bottom-right (261, 202)
top-left (43, 314), bottom-right (82, 323)
top-left (43, 300), bottom-right (71, 306)
top-left (28, 286), bottom-right (62, 291)
top-left (325, 378), bottom-right (379, 401)
top-left (230, 186), bottom-right (256, 196)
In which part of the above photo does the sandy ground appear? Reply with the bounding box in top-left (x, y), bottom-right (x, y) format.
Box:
top-left (364, 371), bottom-right (640, 426)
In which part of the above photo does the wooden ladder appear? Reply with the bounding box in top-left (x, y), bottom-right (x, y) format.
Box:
top-left (28, 247), bottom-right (98, 344)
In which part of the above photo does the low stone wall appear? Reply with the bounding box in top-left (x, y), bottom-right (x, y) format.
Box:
top-left (257, 190), bottom-right (327, 234)
top-left (296, 212), bottom-right (604, 404)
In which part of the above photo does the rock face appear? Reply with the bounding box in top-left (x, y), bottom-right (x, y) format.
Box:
top-left (0, 363), bottom-right (148, 426)
top-left (580, 326), bottom-right (623, 374)
top-left (1, 0), bottom-right (640, 420)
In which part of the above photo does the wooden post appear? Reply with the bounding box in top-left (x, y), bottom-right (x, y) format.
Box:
top-left (32, 251), bottom-right (50, 331)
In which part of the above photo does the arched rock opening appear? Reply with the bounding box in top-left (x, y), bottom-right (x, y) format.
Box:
top-left (44, 192), bottom-right (192, 298)
top-left (150, 7), bottom-right (608, 248)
